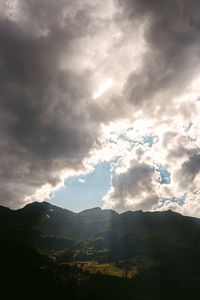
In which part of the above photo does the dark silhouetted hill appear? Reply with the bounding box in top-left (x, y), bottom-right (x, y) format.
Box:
top-left (1, 202), bottom-right (200, 299)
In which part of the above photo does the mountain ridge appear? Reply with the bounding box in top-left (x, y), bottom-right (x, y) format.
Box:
top-left (1, 200), bottom-right (198, 219)
top-left (1, 201), bottom-right (200, 299)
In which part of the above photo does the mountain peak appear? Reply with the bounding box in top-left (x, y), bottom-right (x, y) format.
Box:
top-left (20, 201), bottom-right (75, 215)
top-left (79, 207), bottom-right (101, 214)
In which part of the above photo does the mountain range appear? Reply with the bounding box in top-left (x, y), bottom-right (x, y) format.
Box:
top-left (1, 201), bottom-right (200, 299)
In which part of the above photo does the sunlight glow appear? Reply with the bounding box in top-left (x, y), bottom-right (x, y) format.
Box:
top-left (93, 78), bottom-right (113, 99)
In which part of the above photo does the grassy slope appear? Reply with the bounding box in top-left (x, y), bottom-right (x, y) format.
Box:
top-left (1, 202), bottom-right (200, 299)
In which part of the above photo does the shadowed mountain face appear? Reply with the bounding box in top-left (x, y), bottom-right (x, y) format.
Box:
top-left (1, 202), bottom-right (200, 299)
top-left (1, 201), bottom-right (200, 257)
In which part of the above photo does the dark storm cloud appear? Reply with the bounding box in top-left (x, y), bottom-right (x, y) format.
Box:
top-left (104, 160), bottom-right (159, 211)
top-left (2, 0), bottom-right (200, 211)
top-left (175, 153), bottom-right (200, 188)
top-left (115, 0), bottom-right (200, 111)
top-left (0, 1), bottom-right (99, 208)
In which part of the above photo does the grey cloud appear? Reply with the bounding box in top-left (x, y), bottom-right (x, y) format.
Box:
top-left (115, 0), bottom-right (200, 113)
top-left (175, 153), bottom-right (200, 188)
top-left (2, 0), bottom-right (200, 212)
top-left (104, 160), bottom-right (160, 212)
top-left (0, 2), bottom-right (99, 208)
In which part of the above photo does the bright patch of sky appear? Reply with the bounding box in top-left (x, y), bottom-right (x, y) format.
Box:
top-left (157, 166), bottom-right (171, 184)
top-left (93, 78), bottom-right (113, 100)
top-left (143, 136), bottom-right (158, 147)
top-left (48, 162), bottom-right (111, 212)
top-left (153, 195), bottom-right (186, 211)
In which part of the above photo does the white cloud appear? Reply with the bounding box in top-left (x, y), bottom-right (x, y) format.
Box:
top-left (1, 0), bottom-right (200, 218)
top-left (79, 178), bottom-right (85, 183)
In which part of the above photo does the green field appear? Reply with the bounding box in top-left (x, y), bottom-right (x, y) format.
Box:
top-left (67, 261), bottom-right (138, 279)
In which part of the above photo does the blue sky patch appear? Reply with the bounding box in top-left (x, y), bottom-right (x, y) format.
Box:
top-left (157, 165), bottom-right (171, 184)
top-left (47, 162), bottom-right (111, 212)
top-left (143, 136), bottom-right (158, 147)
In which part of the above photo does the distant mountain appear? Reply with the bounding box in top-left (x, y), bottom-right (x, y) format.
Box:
top-left (78, 207), bottom-right (117, 223)
top-left (1, 201), bottom-right (200, 299)
top-left (1, 201), bottom-right (200, 252)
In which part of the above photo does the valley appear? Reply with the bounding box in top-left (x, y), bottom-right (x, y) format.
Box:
top-left (1, 201), bottom-right (200, 299)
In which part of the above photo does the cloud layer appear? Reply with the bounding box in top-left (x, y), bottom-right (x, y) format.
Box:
top-left (0, 0), bottom-right (102, 207)
top-left (1, 0), bottom-right (200, 216)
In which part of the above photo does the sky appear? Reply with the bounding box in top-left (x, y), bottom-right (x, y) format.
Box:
top-left (49, 162), bottom-right (111, 212)
top-left (1, 0), bottom-right (200, 217)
